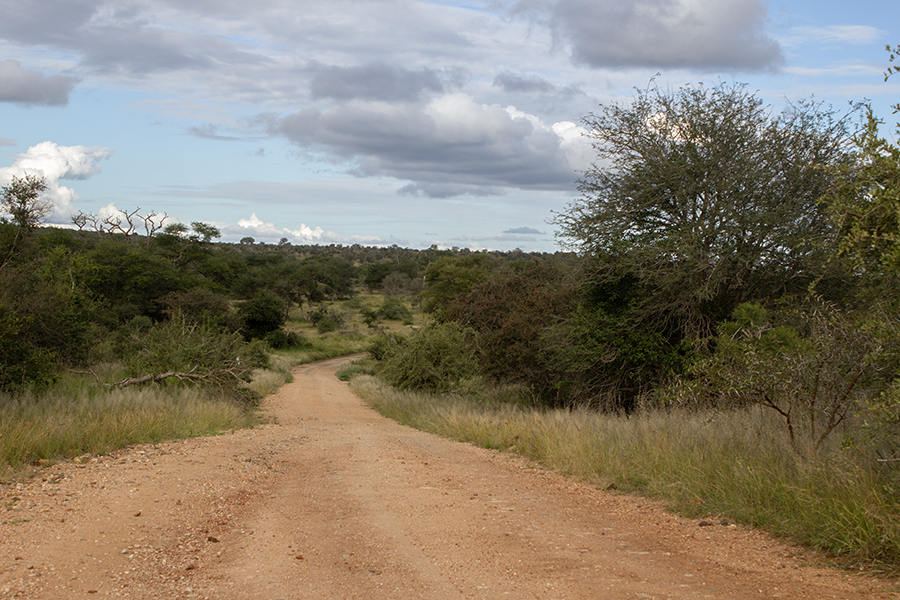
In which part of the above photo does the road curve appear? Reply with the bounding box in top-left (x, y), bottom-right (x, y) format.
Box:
top-left (0, 356), bottom-right (888, 599)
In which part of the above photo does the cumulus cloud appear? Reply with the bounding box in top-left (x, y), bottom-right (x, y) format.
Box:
top-left (0, 141), bottom-right (114, 219)
top-left (0, 59), bottom-right (79, 106)
top-left (267, 93), bottom-right (592, 197)
top-left (236, 212), bottom-right (327, 243)
top-left (229, 212), bottom-right (397, 246)
top-left (513, 0), bottom-right (783, 72)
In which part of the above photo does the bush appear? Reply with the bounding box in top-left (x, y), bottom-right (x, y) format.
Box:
top-left (264, 328), bottom-right (307, 349)
top-left (447, 260), bottom-right (576, 400)
top-left (159, 288), bottom-right (231, 326)
top-left (310, 305), bottom-right (345, 333)
top-left (376, 323), bottom-right (478, 393)
top-left (237, 290), bottom-right (286, 339)
top-left (368, 332), bottom-right (406, 360)
top-left (0, 305), bottom-right (56, 392)
top-left (378, 298), bottom-right (412, 321)
top-left (665, 302), bottom-right (900, 457)
top-left (119, 316), bottom-right (270, 404)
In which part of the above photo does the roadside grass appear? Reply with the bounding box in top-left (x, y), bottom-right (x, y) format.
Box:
top-left (0, 299), bottom-right (391, 479)
top-left (0, 352), bottom-right (312, 480)
top-left (0, 379), bottom-right (260, 479)
top-left (349, 374), bottom-right (900, 573)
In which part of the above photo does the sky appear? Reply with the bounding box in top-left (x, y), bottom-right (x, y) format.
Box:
top-left (0, 0), bottom-right (898, 252)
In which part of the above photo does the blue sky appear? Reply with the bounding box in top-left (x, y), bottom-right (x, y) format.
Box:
top-left (1, 0), bottom-right (898, 252)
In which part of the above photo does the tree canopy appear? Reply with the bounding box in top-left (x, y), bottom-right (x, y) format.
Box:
top-left (554, 81), bottom-right (858, 340)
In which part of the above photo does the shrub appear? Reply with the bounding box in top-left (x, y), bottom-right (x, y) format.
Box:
top-left (264, 328), bottom-right (307, 349)
top-left (119, 316), bottom-right (270, 404)
top-left (159, 288), bottom-right (231, 326)
top-left (237, 290), bottom-right (287, 339)
top-left (310, 305), bottom-right (345, 333)
top-left (447, 260), bottom-right (576, 400)
top-left (376, 323), bottom-right (478, 393)
top-left (378, 298), bottom-right (412, 321)
top-left (0, 305), bottom-right (56, 392)
top-left (665, 302), bottom-right (900, 457)
top-left (368, 332), bottom-right (406, 360)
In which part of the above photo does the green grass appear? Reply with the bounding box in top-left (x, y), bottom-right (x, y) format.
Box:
top-left (279, 294), bottom-right (424, 363)
top-left (350, 374), bottom-right (900, 573)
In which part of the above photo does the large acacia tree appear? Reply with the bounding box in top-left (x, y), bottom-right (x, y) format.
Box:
top-left (554, 82), bottom-right (858, 341)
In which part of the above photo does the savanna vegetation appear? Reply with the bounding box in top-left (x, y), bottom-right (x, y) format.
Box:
top-left (343, 61), bottom-right (900, 571)
top-left (3, 45), bottom-right (900, 573)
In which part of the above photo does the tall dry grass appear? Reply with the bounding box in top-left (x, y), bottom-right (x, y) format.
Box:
top-left (350, 374), bottom-right (900, 571)
top-left (0, 367), bottom-right (275, 478)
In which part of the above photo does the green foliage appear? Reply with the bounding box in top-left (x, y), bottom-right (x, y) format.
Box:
top-left (309, 305), bottom-right (345, 333)
top-left (361, 258), bottom-right (420, 293)
top-left (0, 246), bottom-right (96, 368)
top-left (555, 81), bottom-right (856, 342)
top-left (545, 304), bottom-right (688, 410)
top-left (419, 254), bottom-right (494, 320)
top-left (0, 173), bottom-right (51, 229)
top-left (237, 290), bottom-right (287, 339)
top-left (447, 260), bottom-right (577, 399)
top-left (367, 332), bottom-right (407, 360)
top-left (376, 323), bottom-right (479, 393)
top-left (120, 317), bottom-right (270, 404)
top-left (159, 288), bottom-right (231, 326)
top-left (263, 328), bottom-right (306, 349)
top-left (667, 302), bottom-right (900, 456)
top-left (382, 271), bottom-right (423, 298)
top-left (79, 238), bottom-right (187, 323)
top-left (822, 108), bottom-right (900, 276)
top-left (378, 298), bottom-right (412, 321)
top-left (0, 305), bottom-right (56, 392)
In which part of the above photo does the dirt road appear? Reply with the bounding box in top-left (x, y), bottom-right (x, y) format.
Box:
top-left (0, 356), bottom-right (892, 599)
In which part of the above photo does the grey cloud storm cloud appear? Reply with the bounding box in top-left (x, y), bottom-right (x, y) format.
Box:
top-left (504, 227), bottom-right (544, 234)
top-left (0, 0), bottom-right (788, 206)
top-left (309, 62), bottom-right (444, 102)
top-left (493, 72), bottom-right (555, 94)
top-left (266, 93), bottom-right (585, 197)
top-left (0, 60), bottom-right (79, 106)
top-left (515, 0), bottom-right (783, 72)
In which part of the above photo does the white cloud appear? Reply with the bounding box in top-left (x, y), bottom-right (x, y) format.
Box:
top-left (236, 212), bottom-right (327, 243)
top-left (0, 141), bottom-right (114, 219)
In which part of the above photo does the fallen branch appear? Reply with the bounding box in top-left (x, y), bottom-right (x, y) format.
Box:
top-left (107, 369), bottom-right (209, 388)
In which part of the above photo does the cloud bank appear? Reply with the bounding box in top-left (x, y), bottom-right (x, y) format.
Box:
top-left (267, 93), bottom-right (592, 197)
top-left (0, 59), bottom-right (79, 106)
top-left (514, 0), bottom-right (783, 72)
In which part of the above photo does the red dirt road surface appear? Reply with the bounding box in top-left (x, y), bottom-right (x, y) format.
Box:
top-left (0, 356), bottom-right (893, 599)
